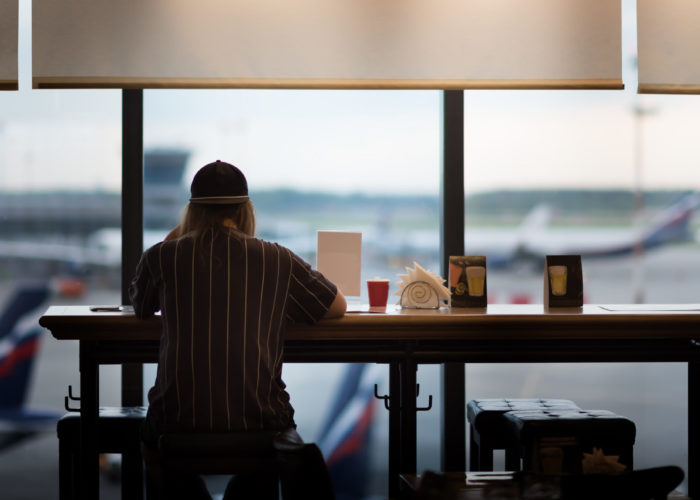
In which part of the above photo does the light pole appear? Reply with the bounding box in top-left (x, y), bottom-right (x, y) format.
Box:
top-left (632, 99), bottom-right (657, 304)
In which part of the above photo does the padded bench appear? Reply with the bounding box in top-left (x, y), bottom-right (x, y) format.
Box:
top-left (149, 429), bottom-right (335, 500)
top-left (156, 430), bottom-right (281, 474)
top-left (467, 398), bottom-right (580, 471)
top-left (503, 409), bottom-right (636, 475)
top-left (57, 406), bottom-right (147, 500)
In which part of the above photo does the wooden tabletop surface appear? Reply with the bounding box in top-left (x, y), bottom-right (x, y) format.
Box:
top-left (40, 304), bottom-right (700, 341)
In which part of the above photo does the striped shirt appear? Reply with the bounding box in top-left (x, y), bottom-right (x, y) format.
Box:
top-left (129, 227), bottom-right (337, 433)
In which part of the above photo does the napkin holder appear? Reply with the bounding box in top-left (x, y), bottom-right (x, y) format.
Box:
top-left (396, 262), bottom-right (450, 309)
top-left (399, 280), bottom-right (441, 309)
top-left (544, 255), bottom-right (583, 309)
top-left (449, 255), bottom-right (487, 308)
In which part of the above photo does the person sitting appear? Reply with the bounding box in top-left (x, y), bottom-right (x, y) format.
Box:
top-left (130, 160), bottom-right (346, 499)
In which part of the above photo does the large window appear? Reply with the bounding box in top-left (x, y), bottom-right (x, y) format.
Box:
top-left (4, 0), bottom-right (698, 497)
top-left (143, 88), bottom-right (441, 498)
top-left (0, 11), bottom-right (121, 497)
top-left (463, 0), bottom-right (699, 489)
top-left (0, 3), bottom-right (122, 496)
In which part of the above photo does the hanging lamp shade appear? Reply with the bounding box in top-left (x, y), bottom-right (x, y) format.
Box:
top-left (0, 0), bottom-right (18, 90)
top-left (638, 0), bottom-right (700, 94)
top-left (33, 0), bottom-right (622, 90)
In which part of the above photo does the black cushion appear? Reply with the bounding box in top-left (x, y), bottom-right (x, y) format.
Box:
top-left (158, 430), bottom-right (280, 458)
top-left (503, 409), bottom-right (636, 442)
top-left (504, 409), bottom-right (636, 474)
top-left (57, 406), bottom-right (147, 452)
top-left (468, 399), bottom-right (580, 434)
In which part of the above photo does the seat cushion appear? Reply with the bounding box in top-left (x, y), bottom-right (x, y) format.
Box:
top-left (57, 406), bottom-right (147, 452)
top-left (503, 409), bottom-right (636, 442)
top-left (468, 399), bottom-right (580, 433)
top-left (504, 409), bottom-right (636, 474)
top-left (158, 430), bottom-right (280, 458)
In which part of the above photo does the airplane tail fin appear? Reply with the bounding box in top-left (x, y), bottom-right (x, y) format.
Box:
top-left (641, 192), bottom-right (700, 249)
top-left (0, 284), bottom-right (50, 341)
top-left (508, 203), bottom-right (552, 265)
top-left (518, 203), bottom-right (552, 235)
top-left (317, 363), bottom-right (380, 500)
top-left (0, 283), bottom-right (50, 410)
top-left (0, 330), bottom-right (43, 409)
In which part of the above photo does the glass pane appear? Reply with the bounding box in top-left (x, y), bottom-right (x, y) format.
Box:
top-left (0, 2), bottom-right (121, 495)
top-left (465, 0), bottom-right (693, 491)
top-left (144, 89), bottom-right (441, 498)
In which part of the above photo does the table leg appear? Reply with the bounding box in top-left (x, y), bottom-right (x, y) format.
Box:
top-left (121, 362), bottom-right (144, 500)
top-left (441, 362), bottom-right (466, 472)
top-left (389, 362), bottom-right (401, 499)
top-left (79, 341), bottom-right (100, 500)
top-left (399, 359), bottom-right (417, 476)
top-left (689, 360), bottom-right (699, 499)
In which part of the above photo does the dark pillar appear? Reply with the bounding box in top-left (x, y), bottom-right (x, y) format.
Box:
top-left (121, 89), bottom-right (144, 407)
top-left (440, 90), bottom-right (466, 472)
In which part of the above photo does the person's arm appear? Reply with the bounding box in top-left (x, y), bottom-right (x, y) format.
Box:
top-left (128, 249), bottom-right (160, 319)
top-left (323, 290), bottom-right (347, 319)
top-left (285, 248), bottom-right (344, 324)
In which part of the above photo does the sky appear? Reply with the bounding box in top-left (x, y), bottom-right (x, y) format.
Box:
top-left (1, 0), bottom-right (699, 196)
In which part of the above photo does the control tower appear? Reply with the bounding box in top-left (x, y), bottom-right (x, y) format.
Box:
top-left (143, 149), bottom-right (190, 230)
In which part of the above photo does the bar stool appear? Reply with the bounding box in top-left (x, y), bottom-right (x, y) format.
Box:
top-left (503, 409), bottom-right (636, 474)
top-left (467, 398), bottom-right (580, 471)
top-left (149, 429), bottom-right (335, 500)
top-left (57, 406), bottom-right (147, 500)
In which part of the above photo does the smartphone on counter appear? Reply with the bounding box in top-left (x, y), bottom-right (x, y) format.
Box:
top-left (89, 305), bottom-right (134, 312)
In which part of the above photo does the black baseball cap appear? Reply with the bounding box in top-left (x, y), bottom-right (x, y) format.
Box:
top-left (189, 160), bottom-right (249, 205)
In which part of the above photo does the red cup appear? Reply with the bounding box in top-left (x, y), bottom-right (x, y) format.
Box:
top-left (367, 278), bottom-right (390, 307)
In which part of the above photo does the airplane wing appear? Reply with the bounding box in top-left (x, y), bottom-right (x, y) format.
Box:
top-left (0, 240), bottom-right (117, 267)
top-left (0, 228), bottom-right (169, 270)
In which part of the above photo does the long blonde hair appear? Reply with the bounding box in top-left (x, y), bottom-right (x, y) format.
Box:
top-left (176, 200), bottom-right (256, 239)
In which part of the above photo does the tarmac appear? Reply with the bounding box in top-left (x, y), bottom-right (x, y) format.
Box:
top-left (0, 432), bottom-right (121, 500)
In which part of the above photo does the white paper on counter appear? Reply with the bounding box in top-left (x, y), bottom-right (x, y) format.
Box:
top-left (317, 231), bottom-right (362, 297)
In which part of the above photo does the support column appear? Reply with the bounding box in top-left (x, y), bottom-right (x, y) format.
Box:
top-left (121, 88), bottom-right (144, 407)
top-left (440, 90), bottom-right (466, 472)
top-left (689, 359), bottom-right (699, 499)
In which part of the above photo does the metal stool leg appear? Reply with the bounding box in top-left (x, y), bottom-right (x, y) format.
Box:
top-left (478, 439), bottom-right (493, 471)
top-left (505, 447), bottom-right (520, 471)
top-left (469, 429), bottom-right (480, 471)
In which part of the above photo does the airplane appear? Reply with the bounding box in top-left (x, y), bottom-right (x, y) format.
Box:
top-left (463, 191), bottom-right (700, 270)
top-left (1, 192), bottom-right (697, 294)
top-left (0, 282), bottom-right (60, 451)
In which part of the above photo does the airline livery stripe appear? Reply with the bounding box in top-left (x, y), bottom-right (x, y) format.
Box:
top-left (0, 337), bottom-right (39, 377)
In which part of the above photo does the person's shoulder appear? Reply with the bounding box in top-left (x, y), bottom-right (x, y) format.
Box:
top-left (264, 238), bottom-right (302, 258)
top-left (242, 233), bottom-right (284, 250)
top-left (143, 240), bottom-right (165, 255)
top-left (146, 234), bottom-right (195, 255)
top-left (247, 237), bottom-right (307, 264)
